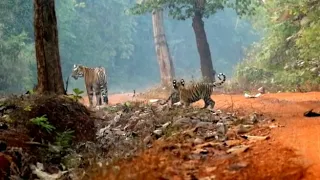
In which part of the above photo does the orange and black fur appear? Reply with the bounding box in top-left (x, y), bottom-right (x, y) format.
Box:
top-left (160, 79), bottom-right (185, 106)
top-left (71, 64), bottom-right (108, 107)
top-left (176, 73), bottom-right (226, 109)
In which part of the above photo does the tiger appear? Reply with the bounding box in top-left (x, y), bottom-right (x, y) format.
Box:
top-left (71, 64), bottom-right (108, 107)
top-left (160, 79), bottom-right (185, 106)
top-left (175, 73), bottom-right (226, 109)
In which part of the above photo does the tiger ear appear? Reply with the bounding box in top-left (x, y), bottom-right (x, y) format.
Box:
top-left (73, 64), bottom-right (77, 68)
top-left (180, 79), bottom-right (185, 86)
top-left (172, 79), bottom-right (177, 88)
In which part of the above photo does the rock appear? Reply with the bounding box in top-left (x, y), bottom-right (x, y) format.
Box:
top-left (216, 122), bottom-right (227, 134)
top-left (195, 122), bottom-right (214, 129)
top-left (216, 121), bottom-right (227, 141)
top-left (225, 140), bottom-right (241, 147)
top-left (229, 162), bottom-right (248, 171)
top-left (161, 122), bottom-right (171, 129)
top-left (113, 113), bottom-right (121, 122)
top-left (258, 87), bottom-right (265, 94)
top-left (237, 124), bottom-right (254, 134)
top-left (204, 166), bottom-right (217, 173)
top-left (134, 120), bottom-right (146, 130)
top-left (182, 128), bottom-right (197, 138)
top-left (204, 132), bottom-right (217, 141)
top-left (240, 135), bottom-right (270, 142)
top-left (143, 135), bottom-right (153, 145)
top-left (226, 130), bottom-right (237, 140)
top-left (250, 113), bottom-right (259, 124)
top-left (30, 162), bottom-right (68, 180)
top-left (227, 145), bottom-right (250, 155)
top-left (172, 117), bottom-right (192, 127)
top-left (139, 112), bottom-right (149, 119)
top-left (195, 142), bottom-right (223, 149)
top-left (192, 148), bottom-right (209, 155)
top-left (234, 116), bottom-right (246, 125)
top-left (153, 129), bottom-right (163, 137)
top-left (193, 138), bottom-right (204, 145)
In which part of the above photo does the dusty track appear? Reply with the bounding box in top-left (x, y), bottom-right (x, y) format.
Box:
top-left (82, 92), bottom-right (320, 179)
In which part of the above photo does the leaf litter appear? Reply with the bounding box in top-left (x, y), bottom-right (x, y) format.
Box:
top-left (0, 94), bottom-right (307, 180)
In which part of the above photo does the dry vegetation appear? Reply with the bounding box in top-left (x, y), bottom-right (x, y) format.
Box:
top-left (0, 91), bottom-right (309, 179)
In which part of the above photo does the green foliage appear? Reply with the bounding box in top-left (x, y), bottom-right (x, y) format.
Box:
top-left (0, 0), bottom-right (259, 93)
top-left (69, 88), bottom-right (84, 102)
top-left (55, 129), bottom-right (75, 149)
top-left (234, 0), bottom-right (320, 91)
top-left (30, 115), bottom-right (56, 133)
top-left (0, 30), bottom-right (36, 93)
top-left (23, 105), bottom-right (32, 112)
top-left (130, 0), bottom-right (258, 19)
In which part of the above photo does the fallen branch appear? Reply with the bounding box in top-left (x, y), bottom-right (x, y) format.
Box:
top-left (303, 109), bottom-right (320, 117)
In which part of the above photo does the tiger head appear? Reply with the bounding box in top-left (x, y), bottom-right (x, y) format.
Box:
top-left (71, 64), bottom-right (84, 80)
top-left (172, 79), bottom-right (185, 90)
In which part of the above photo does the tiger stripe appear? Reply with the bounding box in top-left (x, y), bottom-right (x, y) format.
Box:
top-left (71, 64), bottom-right (108, 107)
top-left (176, 73), bottom-right (226, 109)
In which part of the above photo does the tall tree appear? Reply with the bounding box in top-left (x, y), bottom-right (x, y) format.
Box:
top-left (131, 0), bottom-right (257, 82)
top-left (33, 0), bottom-right (65, 94)
top-left (137, 0), bottom-right (175, 87)
top-left (152, 9), bottom-right (175, 87)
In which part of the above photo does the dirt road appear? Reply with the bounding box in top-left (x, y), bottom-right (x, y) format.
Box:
top-left (82, 92), bottom-right (320, 179)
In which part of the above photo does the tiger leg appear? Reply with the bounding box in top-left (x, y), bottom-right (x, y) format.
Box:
top-left (203, 97), bottom-right (215, 109)
top-left (95, 88), bottom-right (102, 106)
top-left (86, 85), bottom-right (94, 107)
top-left (103, 86), bottom-right (108, 104)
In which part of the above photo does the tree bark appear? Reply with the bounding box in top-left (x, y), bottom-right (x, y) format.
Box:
top-left (152, 9), bottom-right (175, 87)
top-left (33, 0), bottom-right (65, 94)
top-left (192, 10), bottom-right (216, 82)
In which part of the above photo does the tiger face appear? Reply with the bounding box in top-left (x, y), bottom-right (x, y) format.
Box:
top-left (71, 64), bottom-right (84, 80)
top-left (160, 79), bottom-right (185, 106)
top-left (172, 79), bottom-right (184, 89)
top-left (175, 79), bottom-right (185, 90)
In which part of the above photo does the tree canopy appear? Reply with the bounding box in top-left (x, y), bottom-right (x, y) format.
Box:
top-left (235, 0), bottom-right (320, 91)
top-left (130, 0), bottom-right (258, 19)
top-left (0, 0), bottom-right (258, 94)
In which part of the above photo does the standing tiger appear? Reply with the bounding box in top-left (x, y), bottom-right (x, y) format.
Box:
top-left (160, 79), bottom-right (185, 106)
top-left (71, 64), bottom-right (108, 107)
top-left (175, 73), bottom-right (226, 109)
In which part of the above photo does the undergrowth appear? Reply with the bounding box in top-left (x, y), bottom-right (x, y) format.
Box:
top-left (231, 0), bottom-right (320, 93)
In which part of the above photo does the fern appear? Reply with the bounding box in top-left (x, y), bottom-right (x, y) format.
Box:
top-left (69, 88), bottom-right (84, 102)
top-left (55, 129), bottom-right (75, 148)
top-left (30, 115), bottom-right (55, 133)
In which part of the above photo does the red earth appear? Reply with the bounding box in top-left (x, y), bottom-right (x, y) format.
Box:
top-left (81, 91), bottom-right (320, 179)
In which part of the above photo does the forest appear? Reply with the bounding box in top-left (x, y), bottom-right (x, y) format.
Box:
top-left (1, 0), bottom-right (319, 94)
top-left (0, 0), bottom-right (260, 94)
top-left (0, 0), bottom-right (320, 179)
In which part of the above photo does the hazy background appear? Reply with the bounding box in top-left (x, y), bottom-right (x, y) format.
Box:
top-left (0, 0), bottom-right (260, 95)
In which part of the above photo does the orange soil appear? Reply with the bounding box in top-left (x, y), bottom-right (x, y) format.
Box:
top-left (82, 92), bottom-right (320, 179)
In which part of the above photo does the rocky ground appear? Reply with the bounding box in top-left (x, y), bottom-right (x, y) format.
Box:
top-left (1, 91), bottom-right (320, 179)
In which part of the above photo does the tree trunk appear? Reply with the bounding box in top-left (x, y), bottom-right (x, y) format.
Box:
top-left (152, 9), bottom-right (175, 87)
top-left (192, 11), bottom-right (216, 82)
top-left (33, 0), bottom-right (65, 94)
